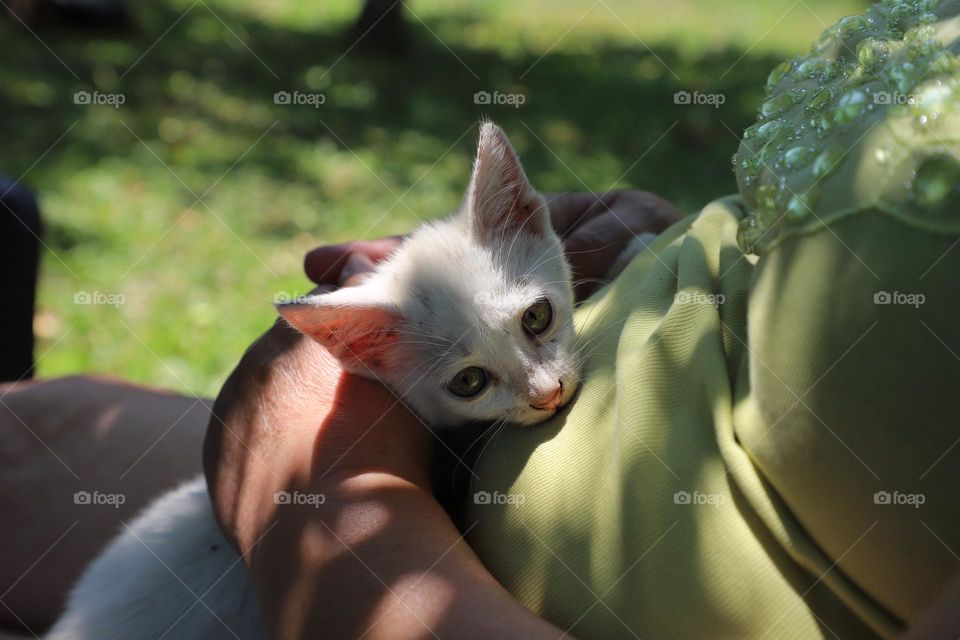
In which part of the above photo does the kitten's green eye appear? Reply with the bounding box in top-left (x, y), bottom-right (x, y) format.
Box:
top-left (448, 366), bottom-right (488, 398)
top-left (521, 299), bottom-right (553, 336)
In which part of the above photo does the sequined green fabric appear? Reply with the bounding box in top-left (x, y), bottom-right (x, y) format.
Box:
top-left (735, 0), bottom-right (960, 254)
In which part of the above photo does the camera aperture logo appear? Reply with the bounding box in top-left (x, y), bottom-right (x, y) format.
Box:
top-left (74, 291), bottom-right (125, 308)
top-left (674, 90), bottom-right (725, 108)
top-left (74, 490), bottom-right (126, 509)
top-left (673, 490), bottom-right (726, 508)
top-left (874, 290), bottom-right (924, 308)
top-left (74, 90), bottom-right (125, 109)
top-left (873, 91), bottom-right (924, 106)
top-left (874, 490), bottom-right (925, 509)
top-left (473, 90), bottom-right (526, 109)
top-left (274, 490), bottom-right (326, 508)
top-left (473, 490), bottom-right (526, 507)
top-left (274, 90), bottom-right (326, 108)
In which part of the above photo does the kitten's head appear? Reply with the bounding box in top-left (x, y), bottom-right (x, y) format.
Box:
top-left (279, 122), bottom-right (579, 428)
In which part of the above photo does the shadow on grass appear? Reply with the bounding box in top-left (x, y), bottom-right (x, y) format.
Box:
top-left (2, 2), bottom-right (787, 224)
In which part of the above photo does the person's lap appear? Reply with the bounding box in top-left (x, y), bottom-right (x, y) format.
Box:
top-left (0, 377), bottom-right (208, 633)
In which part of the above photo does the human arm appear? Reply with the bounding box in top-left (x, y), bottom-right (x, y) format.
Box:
top-left (203, 190), bottom-right (683, 639)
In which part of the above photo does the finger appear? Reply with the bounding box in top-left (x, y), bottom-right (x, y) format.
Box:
top-left (562, 191), bottom-right (682, 270)
top-left (546, 192), bottom-right (610, 237)
top-left (548, 190), bottom-right (682, 239)
top-left (304, 236), bottom-right (403, 284)
top-left (338, 253), bottom-right (377, 288)
top-left (564, 197), bottom-right (682, 302)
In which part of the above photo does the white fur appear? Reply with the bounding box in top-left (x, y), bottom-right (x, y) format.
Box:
top-left (49, 123), bottom-right (585, 639)
top-left (47, 478), bottom-right (264, 640)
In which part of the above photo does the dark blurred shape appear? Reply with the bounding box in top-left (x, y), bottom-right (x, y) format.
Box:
top-left (4, 0), bottom-right (130, 31)
top-left (0, 180), bottom-right (42, 382)
top-left (350, 0), bottom-right (407, 53)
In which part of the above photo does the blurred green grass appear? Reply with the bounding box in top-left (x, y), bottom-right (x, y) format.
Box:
top-left (1, 0), bottom-right (867, 395)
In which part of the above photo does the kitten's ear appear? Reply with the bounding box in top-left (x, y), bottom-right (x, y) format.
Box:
top-left (465, 121), bottom-right (550, 241)
top-left (277, 287), bottom-right (402, 375)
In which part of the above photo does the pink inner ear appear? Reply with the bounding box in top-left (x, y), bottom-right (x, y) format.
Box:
top-left (337, 318), bottom-right (398, 372)
top-left (311, 308), bottom-right (399, 374)
top-left (280, 302), bottom-right (401, 375)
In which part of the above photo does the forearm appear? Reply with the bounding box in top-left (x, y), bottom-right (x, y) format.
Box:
top-left (249, 472), bottom-right (567, 640)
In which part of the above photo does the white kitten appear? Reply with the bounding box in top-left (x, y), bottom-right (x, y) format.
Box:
top-left (47, 123), bottom-right (583, 640)
top-left (278, 121), bottom-right (580, 427)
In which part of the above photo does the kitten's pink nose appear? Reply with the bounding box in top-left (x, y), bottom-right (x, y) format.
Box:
top-left (530, 383), bottom-right (563, 411)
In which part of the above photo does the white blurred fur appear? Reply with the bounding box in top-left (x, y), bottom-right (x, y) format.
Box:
top-left (47, 478), bottom-right (264, 640)
top-left (48, 122), bottom-right (590, 639)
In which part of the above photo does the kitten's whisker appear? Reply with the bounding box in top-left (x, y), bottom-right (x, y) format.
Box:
top-left (462, 418), bottom-right (507, 461)
top-left (395, 326), bottom-right (454, 340)
top-left (528, 240), bottom-right (623, 281)
top-left (560, 241), bottom-right (628, 257)
top-left (521, 249), bottom-right (568, 279)
top-left (390, 340), bottom-right (454, 349)
top-left (503, 216), bottom-right (526, 265)
top-left (443, 419), bottom-right (501, 503)
top-left (571, 277), bottom-right (609, 287)
top-left (522, 237), bottom-right (626, 281)
top-left (536, 279), bottom-right (577, 288)
top-left (473, 419), bottom-right (509, 469)
top-left (572, 301), bottom-right (662, 364)
top-left (392, 329), bottom-right (455, 346)
top-left (391, 332), bottom-right (451, 345)
top-left (572, 301), bottom-right (623, 350)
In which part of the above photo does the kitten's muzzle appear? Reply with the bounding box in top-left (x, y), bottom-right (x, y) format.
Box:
top-left (530, 381), bottom-right (565, 412)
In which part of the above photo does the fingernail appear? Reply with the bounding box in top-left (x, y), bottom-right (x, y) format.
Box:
top-left (340, 253), bottom-right (375, 282)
